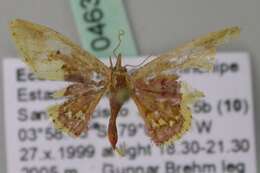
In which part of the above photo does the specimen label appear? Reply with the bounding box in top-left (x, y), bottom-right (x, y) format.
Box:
top-left (69, 0), bottom-right (137, 57)
top-left (3, 53), bottom-right (256, 173)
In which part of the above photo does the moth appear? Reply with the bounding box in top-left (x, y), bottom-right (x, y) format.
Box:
top-left (9, 19), bottom-right (240, 152)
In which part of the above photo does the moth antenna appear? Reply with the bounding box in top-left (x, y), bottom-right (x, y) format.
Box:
top-left (113, 30), bottom-right (125, 58)
top-left (125, 55), bottom-right (153, 68)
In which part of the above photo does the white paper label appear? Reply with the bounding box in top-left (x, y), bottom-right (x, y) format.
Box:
top-left (3, 53), bottom-right (257, 173)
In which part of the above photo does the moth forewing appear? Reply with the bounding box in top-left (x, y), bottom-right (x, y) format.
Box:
top-left (132, 27), bottom-right (240, 80)
top-left (9, 19), bottom-right (111, 82)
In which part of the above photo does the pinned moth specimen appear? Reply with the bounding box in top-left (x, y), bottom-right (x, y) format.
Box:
top-left (9, 19), bottom-right (240, 152)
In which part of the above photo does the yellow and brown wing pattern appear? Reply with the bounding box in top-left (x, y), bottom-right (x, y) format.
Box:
top-left (10, 19), bottom-right (111, 137)
top-left (131, 27), bottom-right (240, 145)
